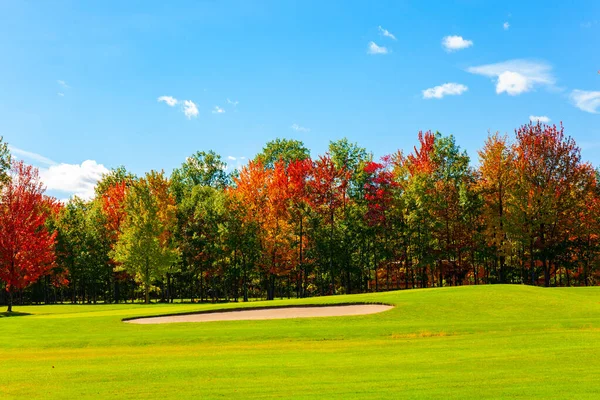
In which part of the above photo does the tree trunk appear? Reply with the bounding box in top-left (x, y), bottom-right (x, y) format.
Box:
top-left (7, 288), bottom-right (13, 312)
top-left (114, 276), bottom-right (120, 304)
top-left (243, 268), bottom-right (248, 302)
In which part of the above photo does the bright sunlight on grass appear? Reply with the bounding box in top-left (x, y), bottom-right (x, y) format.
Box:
top-left (2, 285), bottom-right (600, 399)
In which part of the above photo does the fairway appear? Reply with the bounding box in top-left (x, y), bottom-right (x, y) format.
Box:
top-left (3, 285), bottom-right (600, 399)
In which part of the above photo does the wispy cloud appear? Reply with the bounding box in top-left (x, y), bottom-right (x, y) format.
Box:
top-left (291, 123), bottom-right (310, 133)
top-left (8, 146), bottom-right (57, 165)
top-left (581, 20), bottom-right (598, 29)
top-left (367, 41), bottom-right (388, 55)
top-left (467, 59), bottom-right (555, 95)
top-left (378, 26), bottom-right (396, 40)
top-left (57, 92), bottom-right (65, 97)
top-left (227, 98), bottom-right (239, 106)
top-left (503, 22), bottom-right (510, 30)
top-left (212, 106), bottom-right (225, 114)
top-left (157, 95), bottom-right (178, 106)
top-left (422, 83), bottom-right (468, 99)
top-left (570, 90), bottom-right (600, 114)
top-left (442, 35), bottom-right (473, 52)
top-left (57, 80), bottom-right (70, 89)
top-left (529, 115), bottom-right (551, 123)
top-left (228, 156), bottom-right (237, 161)
top-left (182, 100), bottom-right (199, 119)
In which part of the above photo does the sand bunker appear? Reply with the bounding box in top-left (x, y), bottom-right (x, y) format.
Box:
top-left (126, 304), bottom-right (393, 324)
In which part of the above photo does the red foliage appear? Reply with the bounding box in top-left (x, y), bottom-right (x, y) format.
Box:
top-left (406, 130), bottom-right (435, 175)
top-left (364, 157), bottom-right (398, 226)
top-left (308, 154), bottom-right (350, 220)
top-left (0, 162), bottom-right (57, 309)
top-left (101, 181), bottom-right (128, 243)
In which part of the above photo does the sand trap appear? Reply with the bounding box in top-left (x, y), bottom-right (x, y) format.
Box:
top-left (126, 304), bottom-right (393, 324)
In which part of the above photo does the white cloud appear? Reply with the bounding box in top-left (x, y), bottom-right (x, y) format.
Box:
top-left (8, 146), bottom-right (57, 166)
top-left (228, 156), bottom-right (236, 161)
top-left (442, 35), bottom-right (473, 52)
top-left (57, 80), bottom-right (70, 89)
top-left (467, 59), bottom-right (555, 95)
top-left (570, 90), bottom-right (600, 114)
top-left (367, 41), bottom-right (388, 55)
top-left (240, 156), bottom-right (246, 160)
top-left (503, 22), bottom-right (510, 30)
top-left (212, 106), bottom-right (225, 114)
top-left (291, 123), bottom-right (310, 132)
top-left (378, 26), bottom-right (396, 40)
top-left (9, 146), bottom-right (108, 200)
top-left (158, 96), bottom-right (200, 119)
top-left (182, 100), bottom-right (199, 119)
top-left (422, 83), bottom-right (468, 99)
top-left (227, 98), bottom-right (239, 106)
top-left (529, 115), bottom-right (551, 123)
top-left (39, 160), bottom-right (109, 200)
top-left (57, 92), bottom-right (65, 97)
top-left (157, 96), bottom-right (178, 106)
top-left (496, 71), bottom-right (531, 95)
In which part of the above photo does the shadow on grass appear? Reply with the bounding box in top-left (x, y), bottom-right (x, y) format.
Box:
top-left (0, 311), bottom-right (32, 318)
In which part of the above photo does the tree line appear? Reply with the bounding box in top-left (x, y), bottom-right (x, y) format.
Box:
top-left (1, 122), bottom-right (599, 310)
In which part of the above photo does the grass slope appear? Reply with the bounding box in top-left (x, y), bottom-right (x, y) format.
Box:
top-left (2, 285), bottom-right (600, 399)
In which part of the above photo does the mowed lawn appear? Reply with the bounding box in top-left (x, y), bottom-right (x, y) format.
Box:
top-left (2, 285), bottom-right (600, 399)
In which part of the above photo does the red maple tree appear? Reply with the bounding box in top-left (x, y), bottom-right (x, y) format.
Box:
top-left (0, 162), bottom-right (57, 312)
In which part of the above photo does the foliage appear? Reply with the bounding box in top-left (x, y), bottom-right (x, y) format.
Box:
top-left (0, 162), bottom-right (56, 311)
top-left (254, 138), bottom-right (310, 169)
top-left (112, 171), bottom-right (179, 303)
top-left (5, 124), bottom-right (600, 307)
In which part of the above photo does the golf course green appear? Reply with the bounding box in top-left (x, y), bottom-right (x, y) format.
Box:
top-left (2, 285), bottom-right (600, 399)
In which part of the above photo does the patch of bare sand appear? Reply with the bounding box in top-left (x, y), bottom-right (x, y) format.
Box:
top-left (126, 304), bottom-right (393, 324)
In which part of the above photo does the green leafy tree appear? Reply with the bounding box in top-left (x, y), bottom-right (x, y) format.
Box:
top-left (112, 171), bottom-right (179, 303)
top-left (0, 136), bottom-right (11, 186)
top-left (171, 151), bottom-right (229, 201)
top-left (54, 197), bottom-right (111, 303)
top-left (254, 138), bottom-right (310, 169)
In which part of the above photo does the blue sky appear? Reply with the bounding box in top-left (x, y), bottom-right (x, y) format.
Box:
top-left (1, 0), bottom-right (599, 199)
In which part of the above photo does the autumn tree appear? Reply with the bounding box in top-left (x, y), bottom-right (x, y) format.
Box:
top-left (231, 160), bottom-right (276, 298)
top-left (477, 132), bottom-right (514, 283)
top-left (286, 158), bottom-right (314, 297)
top-left (510, 122), bottom-right (595, 287)
top-left (112, 171), bottom-right (179, 303)
top-left (364, 156), bottom-right (400, 290)
top-left (0, 162), bottom-right (57, 312)
top-left (95, 166), bottom-right (136, 197)
top-left (97, 168), bottom-right (135, 302)
top-left (309, 154), bottom-right (350, 294)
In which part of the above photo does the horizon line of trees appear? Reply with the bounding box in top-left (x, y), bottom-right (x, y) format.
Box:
top-left (1, 122), bottom-right (600, 310)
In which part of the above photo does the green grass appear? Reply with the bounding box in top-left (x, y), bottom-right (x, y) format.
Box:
top-left (2, 285), bottom-right (600, 399)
